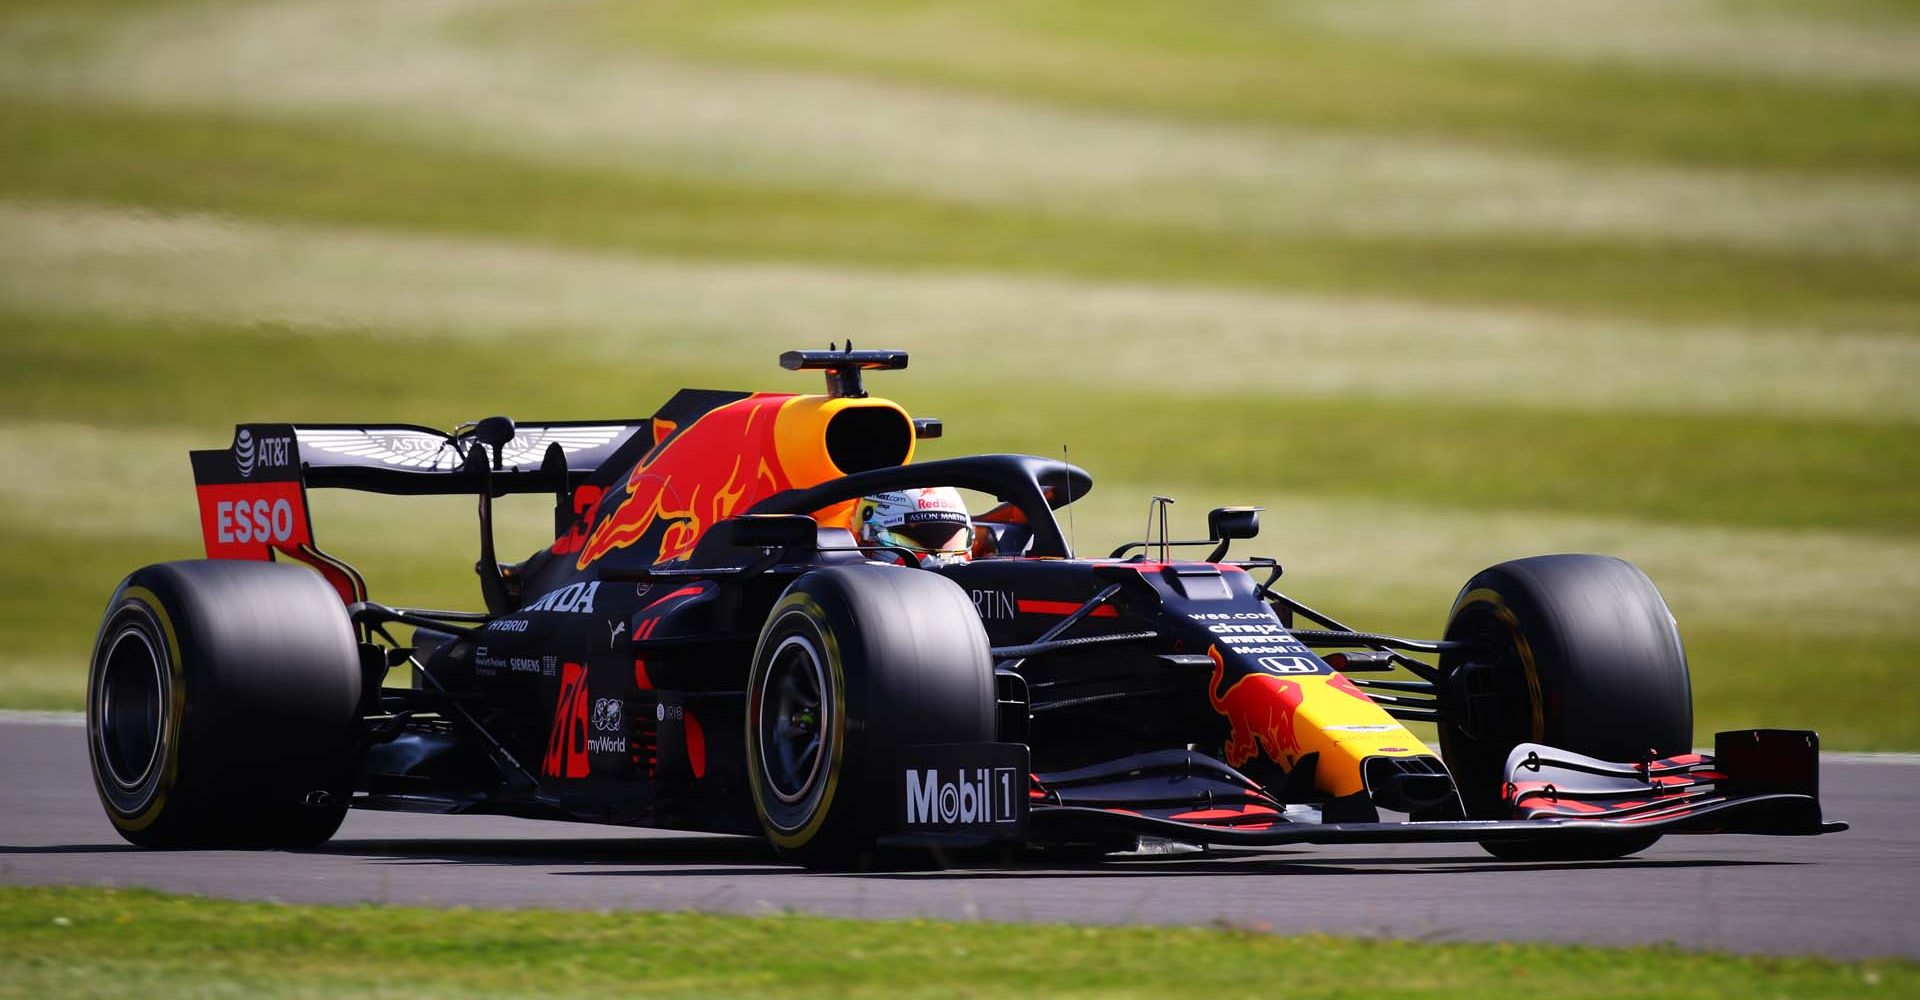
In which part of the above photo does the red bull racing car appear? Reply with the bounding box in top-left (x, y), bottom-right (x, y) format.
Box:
top-left (87, 349), bottom-right (1844, 864)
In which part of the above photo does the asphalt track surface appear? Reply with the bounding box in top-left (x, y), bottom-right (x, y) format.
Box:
top-left (4, 718), bottom-right (1915, 959)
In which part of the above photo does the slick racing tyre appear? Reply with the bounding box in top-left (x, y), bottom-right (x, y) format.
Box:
top-left (745, 562), bottom-right (995, 868)
top-left (1438, 554), bottom-right (1691, 861)
top-left (87, 560), bottom-right (362, 848)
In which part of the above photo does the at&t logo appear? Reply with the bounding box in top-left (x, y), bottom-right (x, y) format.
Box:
top-left (234, 428), bottom-right (292, 479)
top-left (235, 429), bottom-right (255, 477)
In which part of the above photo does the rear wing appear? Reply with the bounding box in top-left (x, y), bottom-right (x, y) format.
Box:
top-left (189, 421), bottom-right (651, 601)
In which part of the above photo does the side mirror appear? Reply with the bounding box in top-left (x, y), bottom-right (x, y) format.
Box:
top-left (1206, 506), bottom-right (1263, 562)
top-left (726, 514), bottom-right (819, 551)
top-left (1208, 506), bottom-right (1261, 540)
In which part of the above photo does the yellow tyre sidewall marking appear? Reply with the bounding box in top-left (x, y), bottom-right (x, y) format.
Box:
top-left (94, 584), bottom-right (187, 832)
top-left (1451, 587), bottom-right (1546, 742)
top-left (746, 592), bottom-right (847, 850)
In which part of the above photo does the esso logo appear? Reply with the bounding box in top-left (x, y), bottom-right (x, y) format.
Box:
top-left (215, 498), bottom-right (296, 545)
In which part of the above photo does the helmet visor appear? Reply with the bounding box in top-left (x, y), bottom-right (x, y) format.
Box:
top-left (873, 520), bottom-right (973, 555)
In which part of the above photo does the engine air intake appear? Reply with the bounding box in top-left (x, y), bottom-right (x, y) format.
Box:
top-left (826, 405), bottom-right (913, 474)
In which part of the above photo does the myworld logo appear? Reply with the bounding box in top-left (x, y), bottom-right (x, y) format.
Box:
top-left (904, 766), bottom-right (1019, 826)
top-left (591, 697), bottom-right (622, 733)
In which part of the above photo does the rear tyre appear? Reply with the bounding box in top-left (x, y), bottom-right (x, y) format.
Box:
top-left (745, 563), bottom-right (995, 868)
top-left (1438, 554), bottom-right (1690, 861)
top-left (87, 560), bottom-right (362, 848)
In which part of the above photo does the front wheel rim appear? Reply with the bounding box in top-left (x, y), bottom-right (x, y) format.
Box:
top-left (758, 633), bottom-right (831, 807)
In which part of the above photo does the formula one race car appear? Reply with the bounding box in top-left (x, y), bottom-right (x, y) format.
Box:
top-left (87, 349), bottom-right (1844, 864)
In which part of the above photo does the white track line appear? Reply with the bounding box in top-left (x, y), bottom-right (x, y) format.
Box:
top-left (0, 710), bottom-right (82, 727)
top-left (1822, 752), bottom-right (1920, 766)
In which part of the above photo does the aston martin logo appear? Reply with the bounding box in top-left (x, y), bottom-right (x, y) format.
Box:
top-left (296, 426), bottom-right (626, 472)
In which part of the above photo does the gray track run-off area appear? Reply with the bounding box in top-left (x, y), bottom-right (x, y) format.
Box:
top-left (3, 719), bottom-right (1916, 959)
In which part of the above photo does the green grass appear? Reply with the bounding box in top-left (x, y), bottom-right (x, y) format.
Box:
top-left (3, 97), bottom-right (1916, 333)
top-left (1, 887), bottom-right (1912, 999)
top-left (933, 385), bottom-right (1918, 536)
top-left (546, 0), bottom-right (1920, 175)
top-left (0, 314), bottom-right (731, 430)
top-left (4, 315), bottom-right (1910, 535)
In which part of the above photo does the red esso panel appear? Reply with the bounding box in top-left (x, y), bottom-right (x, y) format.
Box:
top-left (196, 482), bottom-right (312, 559)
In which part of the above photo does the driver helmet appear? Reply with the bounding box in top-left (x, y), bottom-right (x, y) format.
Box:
top-left (854, 488), bottom-right (973, 566)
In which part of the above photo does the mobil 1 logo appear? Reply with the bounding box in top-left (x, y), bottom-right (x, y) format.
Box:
top-left (899, 743), bottom-right (1028, 837)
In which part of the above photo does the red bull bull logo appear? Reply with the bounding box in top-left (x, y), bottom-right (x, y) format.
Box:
top-left (575, 395), bottom-right (793, 569)
top-left (573, 392), bottom-right (916, 569)
top-left (1326, 672), bottom-right (1376, 705)
top-left (1208, 646), bottom-right (1306, 769)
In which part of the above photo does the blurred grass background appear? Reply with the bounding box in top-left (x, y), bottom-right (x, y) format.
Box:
top-left (4, 886), bottom-right (1915, 998)
top-left (0, 0), bottom-right (1914, 747)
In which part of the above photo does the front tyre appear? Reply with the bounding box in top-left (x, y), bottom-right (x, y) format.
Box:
top-left (745, 563), bottom-right (995, 867)
top-left (1438, 554), bottom-right (1691, 861)
top-left (88, 560), bottom-right (362, 848)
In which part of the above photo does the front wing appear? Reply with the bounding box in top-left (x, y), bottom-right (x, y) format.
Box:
top-left (1021, 729), bottom-right (1845, 848)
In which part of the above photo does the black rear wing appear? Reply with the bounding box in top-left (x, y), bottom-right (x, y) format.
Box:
top-left (190, 421), bottom-right (650, 496)
top-left (188, 420), bottom-right (652, 602)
